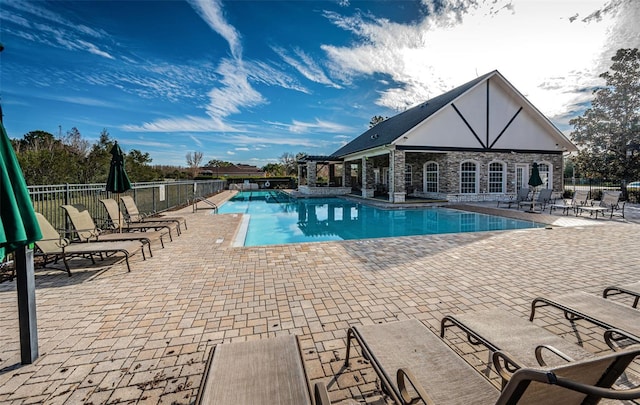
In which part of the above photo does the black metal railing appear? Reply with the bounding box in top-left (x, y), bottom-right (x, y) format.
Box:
top-left (29, 180), bottom-right (226, 231)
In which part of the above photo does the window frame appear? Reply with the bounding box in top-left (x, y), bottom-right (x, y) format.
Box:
top-left (460, 160), bottom-right (478, 194)
top-left (423, 161), bottom-right (439, 193)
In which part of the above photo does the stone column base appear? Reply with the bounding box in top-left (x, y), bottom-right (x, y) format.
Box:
top-left (362, 188), bottom-right (374, 198)
top-left (392, 192), bottom-right (406, 203)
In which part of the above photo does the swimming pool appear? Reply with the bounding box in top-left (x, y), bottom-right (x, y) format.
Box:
top-left (218, 191), bottom-right (545, 247)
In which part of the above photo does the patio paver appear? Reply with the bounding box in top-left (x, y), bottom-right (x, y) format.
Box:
top-left (1, 191), bottom-right (639, 404)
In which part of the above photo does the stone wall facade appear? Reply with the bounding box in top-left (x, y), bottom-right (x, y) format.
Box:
top-left (403, 150), bottom-right (563, 200)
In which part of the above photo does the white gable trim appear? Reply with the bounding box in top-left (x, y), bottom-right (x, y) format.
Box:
top-left (392, 71), bottom-right (576, 153)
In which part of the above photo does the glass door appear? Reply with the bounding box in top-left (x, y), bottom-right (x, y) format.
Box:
top-left (515, 164), bottom-right (528, 191)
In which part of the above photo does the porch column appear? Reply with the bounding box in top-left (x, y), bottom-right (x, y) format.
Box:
top-left (362, 157), bottom-right (374, 198)
top-left (297, 164), bottom-right (303, 186)
top-left (390, 150), bottom-right (406, 202)
top-left (307, 162), bottom-right (317, 187)
top-left (328, 164), bottom-right (335, 186)
top-left (343, 162), bottom-right (352, 188)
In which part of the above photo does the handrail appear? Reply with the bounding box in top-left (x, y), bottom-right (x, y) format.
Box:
top-left (192, 196), bottom-right (218, 213)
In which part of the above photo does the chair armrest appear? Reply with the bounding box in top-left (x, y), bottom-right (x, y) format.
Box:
top-left (604, 328), bottom-right (637, 351)
top-left (535, 344), bottom-right (574, 366)
top-left (397, 367), bottom-right (436, 405)
top-left (38, 236), bottom-right (70, 248)
top-left (492, 350), bottom-right (521, 383)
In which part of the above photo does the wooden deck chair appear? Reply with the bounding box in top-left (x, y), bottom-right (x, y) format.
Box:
top-left (34, 213), bottom-right (143, 276)
top-left (497, 187), bottom-right (530, 209)
top-left (441, 308), bottom-right (595, 383)
top-left (99, 199), bottom-right (176, 241)
top-left (61, 204), bottom-right (166, 257)
top-left (530, 292), bottom-right (640, 350)
top-left (120, 195), bottom-right (187, 233)
top-left (603, 281), bottom-right (640, 308)
top-left (196, 335), bottom-right (331, 405)
top-left (549, 189), bottom-right (589, 215)
top-left (519, 188), bottom-right (553, 211)
top-left (344, 319), bottom-right (640, 405)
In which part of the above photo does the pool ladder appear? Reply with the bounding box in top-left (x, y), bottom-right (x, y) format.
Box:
top-left (192, 196), bottom-right (218, 213)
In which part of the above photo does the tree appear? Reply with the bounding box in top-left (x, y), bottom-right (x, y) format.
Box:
top-left (206, 159), bottom-right (234, 168)
top-left (126, 149), bottom-right (159, 182)
top-left (369, 115), bottom-right (388, 128)
top-left (279, 152), bottom-right (307, 176)
top-left (570, 48), bottom-right (640, 182)
top-left (262, 163), bottom-right (285, 176)
top-left (82, 129), bottom-right (114, 183)
top-left (186, 151), bottom-right (204, 178)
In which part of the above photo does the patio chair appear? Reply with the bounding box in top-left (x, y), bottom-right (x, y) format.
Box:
top-left (344, 319), bottom-right (640, 405)
top-left (497, 187), bottom-right (530, 209)
top-left (549, 189), bottom-right (589, 215)
top-left (195, 335), bottom-right (331, 405)
top-left (441, 308), bottom-right (594, 382)
top-left (530, 292), bottom-right (640, 350)
top-left (98, 199), bottom-right (176, 241)
top-left (61, 204), bottom-right (167, 257)
top-left (603, 281), bottom-right (640, 308)
top-left (599, 191), bottom-right (625, 219)
top-left (519, 188), bottom-right (553, 211)
top-left (120, 195), bottom-right (187, 234)
top-left (34, 212), bottom-right (144, 276)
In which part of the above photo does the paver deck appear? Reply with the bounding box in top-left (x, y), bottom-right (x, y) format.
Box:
top-left (1, 192), bottom-right (639, 404)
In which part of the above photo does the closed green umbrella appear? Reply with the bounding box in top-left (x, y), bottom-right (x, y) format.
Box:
top-left (526, 162), bottom-right (544, 212)
top-left (528, 162), bottom-right (544, 189)
top-left (106, 141), bottom-right (132, 194)
top-left (0, 121), bottom-right (42, 261)
top-left (105, 141), bottom-right (131, 232)
top-left (2, 42), bottom-right (41, 364)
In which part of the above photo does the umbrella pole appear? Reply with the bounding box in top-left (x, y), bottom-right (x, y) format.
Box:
top-left (117, 192), bottom-right (122, 233)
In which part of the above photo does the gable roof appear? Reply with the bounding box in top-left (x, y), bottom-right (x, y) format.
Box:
top-left (331, 71), bottom-right (496, 158)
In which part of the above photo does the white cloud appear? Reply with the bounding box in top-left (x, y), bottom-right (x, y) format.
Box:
top-left (272, 46), bottom-right (341, 88)
top-left (205, 59), bottom-right (267, 118)
top-left (187, 0), bottom-right (243, 60)
top-left (321, 0), bottom-right (638, 124)
top-left (121, 116), bottom-right (241, 132)
top-left (227, 151), bottom-right (236, 155)
top-left (189, 135), bottom-right (204, 147)
top-left (2, 0), bottom-right (114, 59)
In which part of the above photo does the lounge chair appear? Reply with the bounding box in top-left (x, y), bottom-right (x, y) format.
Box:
top-left (61, 204), bottom-right (167, 257)
top-left (598, 191), bottom-right (625, 219)
top-left (519, 188), bottom-right (553, 211)
top-left (497, 187), bottom-right (530, 209)
top-left (344, 319), bottom-right (640, 404)
top-left (574, 192), bottom-right (620, 219)
top-left (441, 308), bottom-right (594, 374)
top-left (196, 335), bottom-right (331, 405)
top-left (34, 212), bottom-right (144, 275)
top-left (549, 190), bottom-right (589, 215)
top-left (99, 199), bottom-right (176, 241)
top-left (530, 292), bottom-right (640, 350)
top-left (120, 195), bottom-right (187, 233)
top-left (603, 281), bottom-right (640, 308)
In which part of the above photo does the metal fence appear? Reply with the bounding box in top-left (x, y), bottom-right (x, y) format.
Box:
top-left (29, 180), bottom-right (226, 231)
top-left (563, 178), bottom-right (639, 202)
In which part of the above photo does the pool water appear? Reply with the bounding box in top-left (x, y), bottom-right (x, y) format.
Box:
top-left (218, 191), bottom-right (545, 247)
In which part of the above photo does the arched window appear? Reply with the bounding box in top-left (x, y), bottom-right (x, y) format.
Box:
top-left (488, 161), bottom-right (505, 193)
top-left (424, 162), bottom-right (438, 192)
top-left (537, 162), bottom-right (553, 189)
top-left (460, 161), bottom-right (478, 194)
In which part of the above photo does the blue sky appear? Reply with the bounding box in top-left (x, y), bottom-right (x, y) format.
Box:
top-left (1, 0), bottom-right (638, 167)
